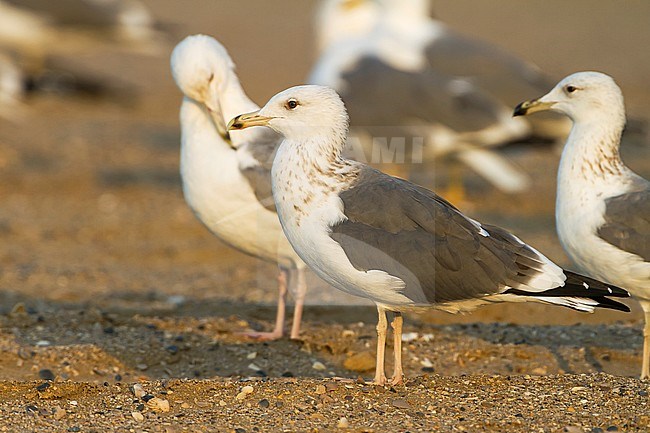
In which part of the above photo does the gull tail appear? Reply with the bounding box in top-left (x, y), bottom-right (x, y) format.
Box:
top-left (455, 147), bottom-right (531, 193)
top-left (505, 271), bottom-right (630, 313)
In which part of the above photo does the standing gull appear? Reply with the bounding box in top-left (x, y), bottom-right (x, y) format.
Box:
top-left (515, 71), bottom-right (650, 379)
top-left (171, 35), bottom-right (308, 340)
top-left (229, 85), bottom-right (630, 385)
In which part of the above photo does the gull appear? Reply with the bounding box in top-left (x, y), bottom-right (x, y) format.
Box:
top-left (309, 0), bottom-right (562, 194)
top-left (229, 84), bottom-right (631, 385)
top-left (171, 35), bottom-right (308, 340)
top-left (514, 71), bottom-right (650, 379)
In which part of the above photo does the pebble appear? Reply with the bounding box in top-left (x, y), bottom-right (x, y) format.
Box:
top-left (136, 364), bottom-right (149, 371)
top-left (315, 385), bottom-right (327, 395)
top-left (341, 330), bottom-right (355, 338)
top-left (53, 406), bottom-right (66, 420)
top-left (131, 411), bottom-right (144, 422)
top-left (36, 382), bottom-right (51, 392)
top-left (247, 363), bottom-right (261, 371)
top-left (562, 427), bottom-right (583, 433)
top-left (343, 351), bottom-right (375, 372)
top-left (146, 397), bottom-right (170, 413)
top-left (132, 384), bottom-right (146, 399)
top-left (246, 352), bottom-right (257, 359)
top-left (258, 399), bottom-right (270, 408)
top-left (39, 369), bottom-right (55, 381)
top-left (181, 402), bottom-right (190, 409)
top-left (392, 398), bottom-right (410, 409)
top-left (337, 417), bottom-right (349, 429)
top-left (312, 361), bottom-right (326, 371)
top-left (571, 386), bottom-right (588, 392)
top-left (420, 358), bottom-right (434, 368)
top-left (236, 385), bottom-right (254, 400)
top-left (401, 332), bottom-right (419, 342)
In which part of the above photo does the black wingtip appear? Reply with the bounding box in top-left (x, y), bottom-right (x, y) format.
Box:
top-left (591, 296), bottom-right (631, 313)
top-left (563, 271), bottom-right (630, 298)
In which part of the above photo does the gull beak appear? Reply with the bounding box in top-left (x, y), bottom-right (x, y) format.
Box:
top-left (204, 97), bottom-right (234, 147)
top-left (513, 98), bottom-right (556, 117)
top-left (227, 111), bottom-right (273, 131)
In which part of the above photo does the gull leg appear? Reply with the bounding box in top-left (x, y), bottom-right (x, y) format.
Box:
top-left (241, 267), bottom-right (288, 340)
top-left (372, 306), bottom-right (388, 385)
top-left (641, 302), bottom-right (650, 380)
top-left (390, 312), bottom-right (404, 385)
top-left (289, 267), bottom-right (307, 340)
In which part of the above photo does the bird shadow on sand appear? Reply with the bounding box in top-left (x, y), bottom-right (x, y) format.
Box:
top-left (0, 290), bottom-right (643, 382)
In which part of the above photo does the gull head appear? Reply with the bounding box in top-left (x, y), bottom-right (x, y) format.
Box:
top-left (228, 85), bottom-right (349, 143)
top-left (171, 35), bottom-right (236, 140)
top-left (514, 71), bottom-right (625, 124)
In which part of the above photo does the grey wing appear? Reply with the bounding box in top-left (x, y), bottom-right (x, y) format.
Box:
top-left (237, 127), bottom-right (282, 212)
top-left (339, 56), bottom-right (509, 136)
top-left (5, 0), bottom-right (135, 28)
top-left (330, 166), bottom-right (555, 305)
top-left (425, 29), bottom-right (552, 106)
top-left (597, 186), bottom-right (650, 261)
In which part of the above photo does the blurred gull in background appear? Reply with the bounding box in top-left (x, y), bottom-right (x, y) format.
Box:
top-left (310, 0), bottom-right (574, 195)
top-left (0, 0), bottom-right (165, 119)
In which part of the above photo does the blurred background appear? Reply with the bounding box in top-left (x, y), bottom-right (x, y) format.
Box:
top-left (0, 0), bottom-right (649, 327)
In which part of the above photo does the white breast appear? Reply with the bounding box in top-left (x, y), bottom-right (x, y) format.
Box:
top-left (271, 143), bottom-right (412, 306)
top-left (556, 130), bottom-right (650, 293)
top-left (179, 98), bottom-right (300, 269)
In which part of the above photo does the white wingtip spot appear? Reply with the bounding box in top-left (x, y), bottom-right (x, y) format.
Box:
top-left (607, 287), bottom-right (613, 294)
top-left (479, 227), bottom-right (489, 237)
top-left (582, 282), bottom-right (589, 289)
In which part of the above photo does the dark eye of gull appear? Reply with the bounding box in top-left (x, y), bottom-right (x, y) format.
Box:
top-left (565, 85), bottom-right (577, 94)
top-left (208, 73), bottom-right (214, 83)
top-left (286, 99), bottom-right (299, 110)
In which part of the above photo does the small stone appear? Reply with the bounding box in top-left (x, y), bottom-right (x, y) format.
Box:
top-left (571, 386), bottom-right (587, 392)
top-left (181, 402), bottom-right (190, 409)
top-left (39, 369), bottom-right (55, 381)
top-left (639, 390), bottom-right (648, 396)
top-left (258, 399), bottom-right (270, 408)
top-left (591, 428), bottom-right (604, 433)
top-left (401, 332), bottom-right (418, 342)
top-left (246, 352), bottom-right (257, 359)
top-left (312, 361), bottom-right (326, 371)
top-left (325, 383), bottom-right (338, 392)
top-left (606, 427), bottom-right (619, 432)
top-left (241, 385), bottom-right (254, 394)
top-left (315, 385), bottom-right (327, 395)
top-left (141, 394), bottom-right (155, 402)
top-left (341, 330), bottom-right (355, 338)
top-left (136, 364), bottom-right (148, 371)
top-left (343, 351), bottom-right (375, 372)
top-left (53, 406), bottom-right (66, 420)
top-left (131, 411), bottom-right (144, 422)
top-left (420, 358), bottom-right (434, 368)
top-left (131, 384), bottom-right (146, 399)
top-left (69, 401), bottom-right (78, 406)
top-left (68, 427), bottom-right (80, 432)
top-left (392, 398), bottom-right (410, 409)
top-left (562, 427), bottom-right (583, 433)
top-left (165, 345), bottom-right (179, 355)
top-left (36, 340), bottom-right (51, 347)
top-left (36, 382), bottom-right (51, 392)
top-left (218, 400), bottom-right (227, 407)
top-left (146, 397), bottom-right (170, 413)
top-left (248, 363), bottom-right (261, 371)
top-left (337, 417), bottom-right (349, 429)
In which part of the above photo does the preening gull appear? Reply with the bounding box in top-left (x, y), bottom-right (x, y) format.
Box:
top-left (229, 85), bottom-right (630, 385)
top-left (515, 71), bottom-right (650, 379)
top-left (309, 0), bottom-right (559, 194)
top-left (171, 35), bottom-right (308, 340)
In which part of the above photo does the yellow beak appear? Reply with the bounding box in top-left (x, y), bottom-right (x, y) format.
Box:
top-left (227, 111), bottom-right (274, 131)
top-left (513, 98), bottom-right (556, 116)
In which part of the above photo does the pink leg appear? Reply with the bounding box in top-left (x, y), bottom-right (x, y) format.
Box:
top-left (640, 301), bottom-right (650, 380)
top-left (372, 306), bottom-right (388, 385)
top-left (289, 268), bottom-right (307, 340)
top-left (390, 312), bottom-right (404, 385)
top-left (241, 268), bottom-right (288, 340)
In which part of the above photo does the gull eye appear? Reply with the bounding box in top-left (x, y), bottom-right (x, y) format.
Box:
top-left (208, 73), bottom-right (214, 83)
top-left (285, 99), bottom-right (299, 110)
top-left (565, 85), bottom-right (577, 94)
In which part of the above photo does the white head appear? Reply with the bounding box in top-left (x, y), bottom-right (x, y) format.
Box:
top-left (228, 85), bottom-right (349, 145)
top-left (171, 35), bottom-right (236, 139)
top-left (514, 71), bottom-right (626, 126)
top-left (316, 0), bottom-right (380, 51)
